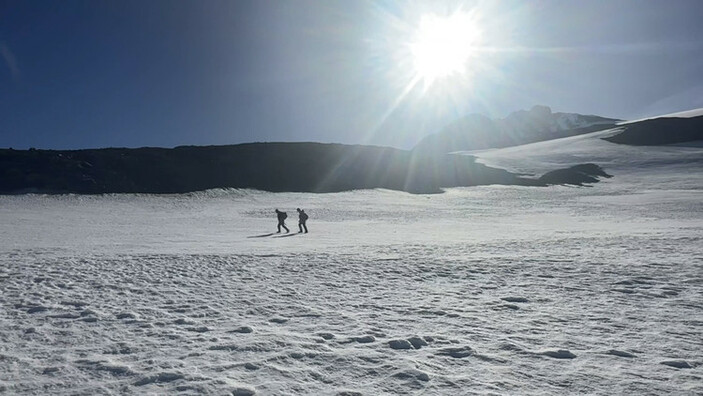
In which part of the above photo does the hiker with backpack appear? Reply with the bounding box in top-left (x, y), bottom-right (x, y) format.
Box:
top-left (297, 208), bottom-right (308, 233)
top-left (275, 209), bottom-right (289, 233)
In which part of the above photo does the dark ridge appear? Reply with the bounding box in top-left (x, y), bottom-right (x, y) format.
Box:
top-left (603, 116), bottom-right (703, 146)
top-left (0, 142), bottom-right (609, 194)
top-left (538, 163), bottom-right (613, 186)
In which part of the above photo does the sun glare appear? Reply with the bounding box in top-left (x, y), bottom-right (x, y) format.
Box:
top-left (410, 12), bottom-right (482, 85)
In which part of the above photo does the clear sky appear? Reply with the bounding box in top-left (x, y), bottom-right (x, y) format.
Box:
top-left (1, 0), bottom-right (702, 150)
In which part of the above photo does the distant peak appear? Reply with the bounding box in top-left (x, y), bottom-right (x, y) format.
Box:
top-left (414, 105), bottom-right (620, 153)
top-left (529, 105), bottom-right (552, 115)
top-left (502, 105), bottom-right (553, 123)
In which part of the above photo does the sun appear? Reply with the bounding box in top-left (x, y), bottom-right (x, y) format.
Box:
top-left (409, 11), bottom-right (482, 85)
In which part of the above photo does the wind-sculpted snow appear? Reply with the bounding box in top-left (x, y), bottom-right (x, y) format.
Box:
top-left (1, 155), bottom-right (702, 394)
top-left (1, 239), bottom-right (701, 394)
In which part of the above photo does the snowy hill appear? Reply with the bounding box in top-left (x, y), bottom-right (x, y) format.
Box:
top-left (605, 115), bottom-right (703, 145)
top-left (413, 105), bottom-right (619, 155)
top-left (467, 114), bottom-right (703, 187)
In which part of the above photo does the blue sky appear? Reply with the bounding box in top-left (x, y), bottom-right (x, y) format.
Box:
top-left (1, 0), bottom-right (702, 149)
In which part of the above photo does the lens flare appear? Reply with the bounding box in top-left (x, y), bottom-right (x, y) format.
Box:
top-left (410, 11), bottom-right (482, 85)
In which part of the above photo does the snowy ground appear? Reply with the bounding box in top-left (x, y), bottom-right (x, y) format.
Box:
top-left (1, 134), bottom-right (702, 395)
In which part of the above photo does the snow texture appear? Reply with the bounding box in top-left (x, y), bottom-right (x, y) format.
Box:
top-left (1, 131), bottom-right (702, 395)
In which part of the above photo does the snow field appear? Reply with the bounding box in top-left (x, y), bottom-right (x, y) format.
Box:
top-left (1, 132), bottom-right (702, 394)
top-left (1, 183), bottom-right (701, 395)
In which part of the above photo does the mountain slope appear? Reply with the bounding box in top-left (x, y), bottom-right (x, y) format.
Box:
top-left (604, 115), bottom-right (703, 145)
top-left (0, 142), bottom-right (612, 195)
top-left (413, 105), bottom-right (619, 155)
top-left (469, 116), bottom-right (703, 184)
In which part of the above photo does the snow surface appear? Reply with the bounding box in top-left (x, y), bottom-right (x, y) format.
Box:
top-left (1, 133), bottom-right (702, 395)
top-left (618, 107), bottom-right (703, 125)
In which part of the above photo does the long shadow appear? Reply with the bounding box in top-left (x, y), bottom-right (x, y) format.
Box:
top-left (247, 233), bottom-right (276, 238)
top-left (274, 233), bottom-right (299, 238)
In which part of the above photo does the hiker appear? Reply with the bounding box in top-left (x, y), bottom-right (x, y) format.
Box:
top-left (275, 209), bottom-right (289, 233)
top-left (297, 208), bottom-right (308, 233)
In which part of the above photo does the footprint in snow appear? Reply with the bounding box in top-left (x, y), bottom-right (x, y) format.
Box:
top-left (388, 339), bottom-right (412, 350)
top-left (391, 368), bottom-right (430, 382)
top-left (229, 326), bottom-right (253, 334)
top-left (231, 386), bottom-right (256, 396)
top-left (340, 335), bottom-right (376, 344)
top-left (661, 360), bottom-right (692, 369)
top-left (540, 349), bottom-right (577, 359)
top-left (436, 346), bottom-right (474, 358)
top-left (353, 335), bottom-right (375, 343)
top-left (501, 297), bottom-right (529, 303)
top-left (606, 349), bottom-right (636, 358)
top-left (389, 336), bottom-right (429, 350)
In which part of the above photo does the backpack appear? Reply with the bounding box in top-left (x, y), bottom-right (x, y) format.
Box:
top-left (281, 212), bottom-right (287, 220)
